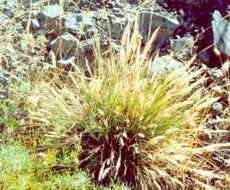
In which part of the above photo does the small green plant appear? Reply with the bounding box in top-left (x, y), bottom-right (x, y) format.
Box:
top-left (0, 100), bottom-right (20, 129)
top-left (44, 172), bottom-right (92, 190)
top-left (0, 144), bottom-right (33, 190)
top-left (0, 78), bottom-right (32, 130)
top-left (0, 144), bottom-right (125, 190)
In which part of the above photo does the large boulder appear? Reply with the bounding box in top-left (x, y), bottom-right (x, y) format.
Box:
top-left (50, 32), bottom-right (96, 67)
top-left (0, 0), bottom-right (17, 18)
top-left (212, 10), bottom-right (230, 56)
top-left (37, 4), bottom-right (64, 31)
top-left (138, 11), bottom-right (180, 48)
top-left (170, 34), bottom-right (194, 59)
top-left (63, 12), bottom-right (96, 38)
top-left (151, 55), bottom-right (182, 74)
top-left (50, 32), bottom-right (81, 59)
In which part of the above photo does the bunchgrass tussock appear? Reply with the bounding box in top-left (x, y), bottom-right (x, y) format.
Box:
top-left (26, 25), bottom-right (230, 190)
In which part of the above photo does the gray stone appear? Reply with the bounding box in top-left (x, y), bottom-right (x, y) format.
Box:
top-left (81, 38), bottom-right (96, 49)
top-left (210, 68), bottom-right (223, 78)
top-left (79, 38), bottom-right (96, 64)
top-left (0, 13), bottom-right (10, 29)
top-left (57, 56), bottom-right (75, 65)
top-left (19, 0), bottom-right (37, 8)
top-left (222, 60), bottom-right (230, 74)
top-left (199, 51), bottom-right (210, 63)
top-left (45, 0), bottom-right (69, 5)
top-left (212, 10), bottom-right (230, 56)
top-left (31, 18), bottom-right (40, 29)
top-left (40, 4), bottom-right (63, 19)
top-left (170, 34), bottom-right (194, 59)
top-left (50, 32), bottom-right (80, 59)
top-left (92, 7), bottom-right (132, 42)
top-left (138, 11), bottom-right (180, 48)
top-left (212, 102), bottom-right (223, 113)
top-left (64, 12), bottom-right (96, 38)
top-left (110, 16), bottom-right (126, 40)
top-left (37, 4), bottom-right (63, 31)
top-left (0, 0), bottom-right (17, 18)
top-left (50, 32), bottom-right (96, 62)
top-left (64, 12), bottom-right (80, 32)
top-left (151, 55), bottom-right (182, 74)
top-left (81, 14), bottom-right (95, 36)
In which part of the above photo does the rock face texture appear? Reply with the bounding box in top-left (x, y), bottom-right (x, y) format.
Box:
top-left (138, 11), bottom-right (180, 48)
top-left (159, 0), bottom-right (230, 27)
top-left (170, 34), bottom-right (193, 59)
top-left (17, 1), bottom-right (182, 69)
top-left (11, 0), bottom-right (229, 69)
top-left (212, 11), bottom-right (230, 56)
top-left (157, 0), bottom-right (230, 67)
top-left (151, 55), bottom-right (182, 74)
top-left (37, 4), bottom-right (64, 31)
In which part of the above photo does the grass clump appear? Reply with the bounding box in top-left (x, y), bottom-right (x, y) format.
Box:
top-left (25, 27), bottom-right (230, 189)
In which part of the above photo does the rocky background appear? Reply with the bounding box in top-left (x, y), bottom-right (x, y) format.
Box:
top-left (0, 0), bottom-right (230, 189)
top-left (1, 0), bottom-right (229, 68)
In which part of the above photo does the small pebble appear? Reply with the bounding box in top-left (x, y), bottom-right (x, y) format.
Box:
top-left (212, 102), bottom-right (223, 113)
top-left (211, 68), bottom-right (224, 78)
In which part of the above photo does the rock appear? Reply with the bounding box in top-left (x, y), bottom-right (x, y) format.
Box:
top-left (79, 0), bottom-right (96, 10)
top-left (222, 60), bottom-right (230, 74)
top-left (170, 34), bottom-right (193, 59)
top-left (64, 12), bottom-right (81, 32)
top-left (50, 32), bottom-right (96, 63)
top-left (138, 11), bottom-right (180, 48)
top-left (212, 10), bottom-right (230, 56)
top-left (78, 38), bottom-right (96, 66)
top-left (0, 0), bottom-right (17, 18)
top-left (92, 8), bottom-right (128, 41)
top-left (80, 0), bottom-right (123, 10)
top-left (162, 0), bottom-right (229, 28)
top-left (0, 73), bottom-right (9, 99)
top-left (210, 68), bottom-right (224, 78)
top-left (0, 73), bottom-right (7, 87)
top-left (19, 0), bottom-right (32, 8)
top-left (50, 32), bottom-right (80, 59)
top-left (160, 0), bottom-right (229, 68)
top-left (45, 0), bottom-right (69, 5)
top-left (199, 51), bottom-right (210, 64)
top-left (212, 102), bottom-right (224, 113)
top-left (81, 38), bottom-right (96, 49)
top-left (0, 13), bottom-right (10, 31)
top-left (151, 55), bottom-right (182, 74)
top-left (57, 56), bottom-right (76, 70)
top-left (109, 15), bottom-right (126, 40)
top-left (127, 0), bottom-right (139, 4)
top-left (37, 4), bottom-right (63, 31)
top-left (41, 4), bottom-right (63, 19)
top-left (57, 56), bottom-right (75, 65)
top-left (64, 12), bottom-right (96, 38)
top-left (31, 18), bottom-right (40, 29)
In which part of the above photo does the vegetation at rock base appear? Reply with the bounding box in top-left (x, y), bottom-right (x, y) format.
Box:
top-left (0, 0), bottom-right (230, 190)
